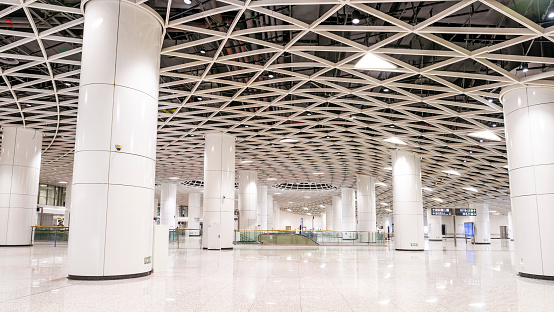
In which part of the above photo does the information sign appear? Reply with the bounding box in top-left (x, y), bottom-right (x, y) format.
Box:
top-left (431, 208), bottom-right (452, 216)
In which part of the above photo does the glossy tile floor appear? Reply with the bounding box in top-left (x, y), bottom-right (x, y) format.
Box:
top-left (1, 239), bottom-right (553, 311)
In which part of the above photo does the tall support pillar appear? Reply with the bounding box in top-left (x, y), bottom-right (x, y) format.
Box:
top-left (392, 150), bottom-right (424, 251)
top-left (160, 183), bottom-right (177, 228)
top-left (357, 175), bottom-right (376, 242)
top-left (64, 179), bottom-right (72, 227)
top-left (274, 201), bottom-right (280, 230)
top-left (238, 171), bottom-right (257, 230)
top-left (501, 85), bottom-right (554, 278)
top-left (0, 127), bottom-right (42, 246)
top-left (507, 211), bottom-right (514, 241)
top-left (427, 209), bottom-right (442, 241)
top-left (203, 132), bottom-right (235, 250)
top-left (257, 186), bottom-right (267, 229)
top-left (188, 193), bottom-right (201, 235)
top-left (67, 0), bottom-right (163, 279)
top-left (341, 188), bottom-right (356, 239)
top-left (472, 203), bottom-right (490, 244)
top-left (326, 203), bottom-right (334, 231)
top-left (332, 196), bottom-right (342, 232)
top-left (267, 195), bottom-right (274, 230)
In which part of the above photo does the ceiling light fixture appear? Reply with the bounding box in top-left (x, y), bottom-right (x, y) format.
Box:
top-left (385, 208), bottom-right (392, 212)
top-left (239, 160), bottom-right (253, 164)
top-left (432, 198), bottom-right (443, 202)
top-left (422, 187), bottom-right (433, 192)
top-left (380, 202), bottom-right (388, 206)
top-left (280, 138), bottom-right (298, 143)
top-left (375, 182), bottom-right (387, 187)
top-left (169, 177), bottom-right (180, 180)
top-left (384, 167), bottom-right (392, 170)
top-left (383, 88), bottom-right (389, 92)
top-left (287, 209), bottom-right (292, 212)
top-left (442, 170), bottom-right (461, 176)
top-left (354, 52), bottom-right (397, 70)
top-left (268, 74), bottom-right (274, 78)
top-left (59, 181), bottom-right (67, 184)
top-left (313, 172), bottom-right (324, 175)
top-left (462, 187), bottom-right (478, 192)
top-left (384, 137), bottom-right (407, 145)
top-left (184, 0), bottom-right (191, 4)
top-left (197, 97), bottom-right (203, 101)
top-left (267, 178), bottom-right (277, 181)
top-left (303, 207), bottom-right (309, 210)
top-left (549, 12), bottom-right (554, 18)
top-left (522, 63), bottom-right (529, 73)
top-left (352, 10), bottom-right (361, 24)
top-left (274, 192), bottom-right (282, 195)
top-left (319, 204), bottom-right (325, 208)
top-left (468, 131), bottom-right (501, 141)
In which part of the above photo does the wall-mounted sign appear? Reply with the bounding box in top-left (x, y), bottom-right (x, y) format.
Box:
top-left (431, 208), bottom-right (452, 216)
top-left (456, 208), bottom-right (477, 216)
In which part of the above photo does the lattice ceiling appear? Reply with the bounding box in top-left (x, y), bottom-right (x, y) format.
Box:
top-left (2, 0), bottom-right (554, 216)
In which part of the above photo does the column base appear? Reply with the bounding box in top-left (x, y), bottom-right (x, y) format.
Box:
top-left (428, 239), bottom-right (442, 241)
top-left (518, 272), bottom-right (554, 281)
top-left (0, 244), bottom-right (31, 247)
top-left (203, 247), bottom-right (234, 250)
top-left (395, 248), bottom-right (424, 251)
top-left (68, 270), bottom-right (152, 280)
top-left (474, 242), bottom-right (491, 245)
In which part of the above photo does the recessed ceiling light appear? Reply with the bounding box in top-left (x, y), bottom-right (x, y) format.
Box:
top-left (503, 165), bottom-right (509, 169)
top-left (380, 202), bottom-right (388, 206)
top-left (200, 49), bottom-right (206, 54)
top-left (352, 10), bottom-right (361, 24)
top-left (375, 182), bottom-right (387, 187)
top-left (303, 196), bottom-right (311, 199)
top-left (385, 208), bottom-right (392, 212)
top-left (64, 82), bottom-right (71, 87)
top-left (288, 202), bottom-right (294, 204)
top-left (306, 112), bottom-right (312, 116)
top-left (197, 97), bottom-right (203, 101)
top-left (442, 170), bottom-right (461, 176)
top-left (384, 137), bottom-right (407, 145)
top-left (169, 177), bottom-right (180, 180)
top-left (287, 209), bottom-right (292, 212)
top-left (307, 213), bottom-right (312, 215)
top-left (239, 160), bottom-right (253, 164)
top-left (462, 187), bottom-right (478, 192)
top-left (354, 52), bottom-right (397, 70)
top-left (267, 178), bottom-right (277, 181)
top-left (59, 181), bottom-right (67, 184)
top-left (432, 198), bottom-right (443, 202)
top-left (522, 62), bottom-right (529, 73)
top-left (319, 204), bottom-right (325, 208)
top-left (274, 192), bottom-right (281, 195)
top-left (268, 74), bottom-right (274, 78)
top-left (303, 207), bottom-right (309, 210)
top-left (184, 0), bottom-right (192, 4)
top-left (383, 88), bottom-right (389, 92)
top-left (468, 131), bottom-right (501, 141)
top-left (280, 138), bottom-right (298, 143)
top-left (489, 210), bottom-right (497, 213)
top-left (313, 172), bottom-right (324, 175)
top-left (383, 167), bottom-right (392, 170)
top-left (422, 187), bottom-right (433, 192)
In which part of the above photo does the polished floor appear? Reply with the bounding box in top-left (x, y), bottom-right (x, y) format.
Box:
top-left (0, 239), bottom-right (552, 311)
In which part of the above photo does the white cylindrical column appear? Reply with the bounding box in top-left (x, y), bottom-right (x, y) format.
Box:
top-left (472, 203), bottom-right (490, 244)
top-left (392, 150), bottom-right (424, 251)
top-left (507, 211), bottom-right (513, 241)
top-left (332, 196), bottom-right (342, 232)
top-left (238, 171), bottom-right (257, 230)
top-left (203, 132), bottom-right (235, 250)
top-left (341, 188), bottom-right (356, 239)
top-left (267, 195), bottom-right (274, 230)
top-left (188, 193), bottom-right (201, 235)
top-left (67, 0), bottom-right (162, 279)
top-left (154, 198), bottom-right (159, 221)
top-left (64, 179), bottom-right (72, 227)
top-left (257, 186), bottom-right (267, 229)
top-left (326, 204), bottom-right (334, 231)
top-left (357, 175), bottom-right (376, 242)
top-left (501, 85), bottom-right (554, 278)
top-left (160, 183), bottom-right (177, 229)
top-left (427, 209), bottom-right (442, 241)
top-left (0, 127), bottom-right (42, 246)
top-left (274, 201), bottom-right (280, 230)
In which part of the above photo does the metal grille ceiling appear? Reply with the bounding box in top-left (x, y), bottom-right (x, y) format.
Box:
top-left (1, 0), bottom-right (554, 216)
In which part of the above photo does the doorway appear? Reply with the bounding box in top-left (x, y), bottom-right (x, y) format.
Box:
top-left (442, 224), bottom-right (447, 236)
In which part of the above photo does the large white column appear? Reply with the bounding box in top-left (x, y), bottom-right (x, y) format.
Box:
top-left (472, 203), bottom-right (490, 244)
top-left (63, 179), bottom-right (72, 227)
top-left (0, 127), bottom-right (42, 246)
top-left (160, 183), bottom-right (177, 228)
top-left (67, 0), bottom-right (162, 279)
top-left (267, 195), bottom-right (274, 230)
top-left (238, 171), bottom-right (257, 230)
top-left (507, 211), bottom-right (513, 241)
top-left (357, 175), bottom-right (376, 242)
top-left (392, 150), bottom-right (424, 251)
top-left (341, 188), bottom-right (356, 239)
top-left (332, 196), bottom-right (342, 232)
top-left (203, 132), bottom-right (235, 250)
top-left (427, 209), bottom-right (442, 241)
top-left (188, 193), bottom-right (201, 235)
top-left (325, 204), bottom-right (334, 231)
top-left (274, 201), bottom-right (280, 230)
top-left (154, 198), bottom-right (159, 220)
top-left (257, 186), bottom-right (267, 229)
top-left (501, 85), bottom-right (554, 278)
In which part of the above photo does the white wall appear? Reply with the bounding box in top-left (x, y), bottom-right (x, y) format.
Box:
top-left (278, 211), bottom-right (323, 230)
top-left (490, 214), bottom-right (509, 239)
top-left (442, 216), bottom-right (475, 236)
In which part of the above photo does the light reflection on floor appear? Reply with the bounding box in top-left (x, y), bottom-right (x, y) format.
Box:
top-left (0, 239), bottom-right (552, 311)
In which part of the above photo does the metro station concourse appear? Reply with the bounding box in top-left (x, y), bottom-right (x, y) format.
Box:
top-left (0, 0), bottom-right (554, 311)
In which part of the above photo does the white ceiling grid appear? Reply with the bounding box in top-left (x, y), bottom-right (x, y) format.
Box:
top-left (1, 0), bottom-right (553, 216)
